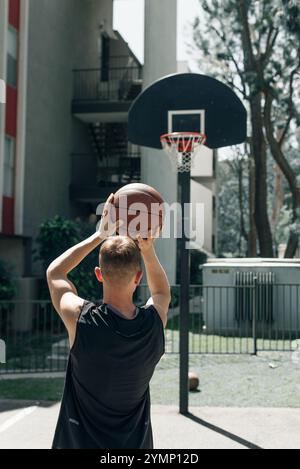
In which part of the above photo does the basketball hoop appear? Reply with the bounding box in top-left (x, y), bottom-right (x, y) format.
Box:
top-left (160, 132), bottom-right (206, 173)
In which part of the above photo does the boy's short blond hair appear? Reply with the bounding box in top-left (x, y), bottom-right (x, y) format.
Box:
top-left (99, 236), bottom-right (142, 285)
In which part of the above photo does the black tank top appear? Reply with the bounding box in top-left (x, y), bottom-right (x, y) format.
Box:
top-left (52, 301), bottom-right (165, 449)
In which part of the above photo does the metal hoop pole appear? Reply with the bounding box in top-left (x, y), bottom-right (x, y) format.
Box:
top-left (159, 132), bottom-right (206, 414)
top-left (179, 156), bottom-right (191, 415)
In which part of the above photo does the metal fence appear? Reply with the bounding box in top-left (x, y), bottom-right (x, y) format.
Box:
top-left (73, 65), bottom-right (142, 102)
top-left (0, 300), bottom-right (66, 374)
top-left (0, 284), bottom-right (299, 374)
top-left (71, 153), bottom-right (141, 187)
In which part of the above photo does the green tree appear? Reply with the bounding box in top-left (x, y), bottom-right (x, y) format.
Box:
top-left (218, 149), bottom-right (250, 256)
top-left (282, 0), bottom-right (300, 37)
top-left (273, 139), bottom-right (300, 252)
top-left (35, 216), bottom-right (101, 300)
top-left (192, 0), bottom-right (300, 257)
top-left (0, 260), bottom-right (17, 300)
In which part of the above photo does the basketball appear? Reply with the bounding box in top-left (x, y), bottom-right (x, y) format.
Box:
top-left (113, 183), bottom-right (165, 239)
top-left (188, 372), bottom-right (200, 392)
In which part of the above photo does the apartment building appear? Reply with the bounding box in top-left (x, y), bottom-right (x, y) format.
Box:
top-left (0, 0), bottom-right (217, 290)
top-left (0, 0), bottom-right (141, 277)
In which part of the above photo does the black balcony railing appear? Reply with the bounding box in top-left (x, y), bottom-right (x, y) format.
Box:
top-left (70, 153), bottom-right (141, 202)
top-left (71, 153), bottom-right (141, 184)
top-left (73, 66), bottom-right (143, 102)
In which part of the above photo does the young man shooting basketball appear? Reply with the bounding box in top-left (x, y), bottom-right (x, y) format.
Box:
top-left (47, 194), bottom-right (170, 449)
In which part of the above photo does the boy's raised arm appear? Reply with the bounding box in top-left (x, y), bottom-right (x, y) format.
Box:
top-left (137, 235), bottom-right (171, 327)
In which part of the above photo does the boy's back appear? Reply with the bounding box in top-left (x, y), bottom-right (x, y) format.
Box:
top-left (52, 302), bottom-right (164, 449)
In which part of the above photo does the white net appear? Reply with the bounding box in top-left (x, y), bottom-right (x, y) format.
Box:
top-left (160, 133), bottom-right (206, 173)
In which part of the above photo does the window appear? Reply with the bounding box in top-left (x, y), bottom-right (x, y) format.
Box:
top-left (3, 137), bottom-right (15, 197)
top-left (6, 27), bottom-right (18, 88)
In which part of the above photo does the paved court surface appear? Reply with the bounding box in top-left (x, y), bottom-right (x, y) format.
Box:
top-left (0, 401), bottom-right (299, 449)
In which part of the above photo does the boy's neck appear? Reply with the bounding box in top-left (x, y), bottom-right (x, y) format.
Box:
top-left (103, 288), bottom-right (136, 317)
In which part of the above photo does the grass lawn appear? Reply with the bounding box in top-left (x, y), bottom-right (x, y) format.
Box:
top-left (0, 378), bottom-right (64, 401)
top-left (165, 329), bottom-right (296, 354)
top-left (151, 353), bottom-right (300, 408)
top-left (0, 351), bottom-right (300, 407)
top-left (0, 324), bottom-right (296, 373)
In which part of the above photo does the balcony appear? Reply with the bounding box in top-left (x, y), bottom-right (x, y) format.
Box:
top-left (70, 153), bottom-right (141, 204)
top-left (72, 61), bottom-right (143, 123)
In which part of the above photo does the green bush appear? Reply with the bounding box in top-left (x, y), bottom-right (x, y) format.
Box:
top-left (35, 216), bottom-right (101, 300)
top-left (0, 260), bottom-right (17, 300)
top-left (35, 216), bottom-right (79, 269)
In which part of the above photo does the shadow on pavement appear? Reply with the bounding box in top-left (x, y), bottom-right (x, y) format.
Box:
top-left (185, 412), bottom-right (263, 450)
top-left (0, 400), bottom-right (58, 413)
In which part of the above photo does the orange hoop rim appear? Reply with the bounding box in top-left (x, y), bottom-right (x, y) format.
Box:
top-left (160, 131), bottom-right (207, 146)
top-left (160, 132), bottom-right (207, 154)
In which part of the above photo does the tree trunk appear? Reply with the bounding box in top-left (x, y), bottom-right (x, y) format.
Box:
top-left (237, 0), bottom-right (274, 257)
top-left (264, 92), bottom-right (300, 258)
top-left (271, 164), bottom-right (284, 252)
top-left (250, 96), bottom-right (274, 257)
top-left (272, 164), bottom-right (284, 227)
top-left (237, 159), bottom-right (248, 255)
top-left (285, 233), bottom-right (299, 258)
top-left (248, 153), bottom-right (257, 256)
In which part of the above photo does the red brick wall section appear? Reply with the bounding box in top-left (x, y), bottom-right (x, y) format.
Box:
top-left (3, 85), bottom-right (17, 234)
top-left (8, 0), bottom-right (20, 30)
top-left (5, 85), bottom-right (17, 137)
top-left (2, 197), bottom-right (14, 234)
top-left (2, 0), bottom-right (20, 234)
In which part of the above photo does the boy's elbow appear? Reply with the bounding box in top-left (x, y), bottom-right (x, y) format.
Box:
top-left (46, 263), bottom-right (56, 280)
top-left (46, 268), bottom-right (52, 283)
top-left (165, 287), bottom-right (172, 305)
top-left (156, 287), bottom-right (171, 303)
